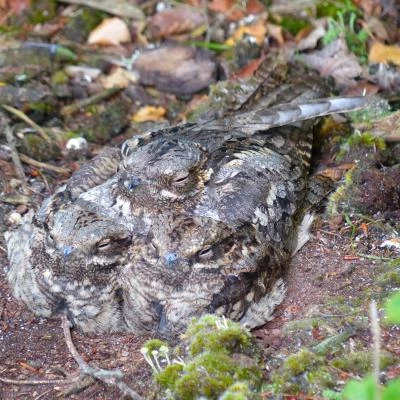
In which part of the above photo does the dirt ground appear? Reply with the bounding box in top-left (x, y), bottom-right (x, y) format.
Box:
top-left (1, 211), bottom-right (399, 399)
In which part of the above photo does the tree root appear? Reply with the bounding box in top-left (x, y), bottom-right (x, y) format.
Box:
top-left (61, 316), bottom-right (144, 400)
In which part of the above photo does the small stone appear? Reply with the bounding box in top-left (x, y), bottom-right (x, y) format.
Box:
top-left (9, 179), bottom-right (22, 189)
top-left (16, 204), bottom-right (28, 215)
top-left (66, 137), bottom-right (88, 151)
top-left (8, 212), bottom-right (21, 225)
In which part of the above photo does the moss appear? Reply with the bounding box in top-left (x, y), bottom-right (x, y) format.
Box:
top-left (147, 316), bottom-right (263, 399)
top-left (378, 270), bottom-right (400, 287)
top-left (155, 364), bottom-right (183, 390)
top-left (28, 0), bottom-right (57, 24)
top-left (77, 97), bottom-right (131, 143)
top-left (332, 351), bottom-right (396, 374)
top-left (219, 382), bottom-right (253, 400)
top-left (61, 7), bottom-right (105, 43)
top-left (284, 349), bottom-right (321, 375)
top-left (21, 133), bottom-right (61, 161)
top-left (26, 101), bottom-right (55, 115)
top-left (185, 315), bottom-right (253, 356)
top-left (271, 349), bottom-right (334, 396)
top-left (273, 15), bottom-right (311, 35)
top-left (143, 339), bottom-right (168, 353)
top-left (172, 352), bottom-right (262, 400)
top-left (51, 70), bottom-right (69, 85)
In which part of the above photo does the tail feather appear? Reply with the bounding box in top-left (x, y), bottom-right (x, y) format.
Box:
top-left (205, 96), bottom-right (368, 134)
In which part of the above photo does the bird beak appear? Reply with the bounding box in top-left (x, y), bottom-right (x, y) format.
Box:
top-left (61, 246), bottom-right (74, 257)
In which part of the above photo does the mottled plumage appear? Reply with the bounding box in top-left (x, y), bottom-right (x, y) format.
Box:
top-left (5, 68), bottom-right (368, 337)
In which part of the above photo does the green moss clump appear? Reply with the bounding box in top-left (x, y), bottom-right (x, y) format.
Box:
top-left (29, 0), bottom-right (57, 24)
top-left (285, 349), bottom-right (320, 375)
top-left (78, 97), bottom-right (131, 143)
top-left (271, 349), bottom-right (335, 395)
top-left (219, 382), bottom-right (252, 400)
top-left (143, 315), bottom-right (263, 400)
top-left (21, 133), bottom-right (61, 161)
top-left (61, 7), bottom-right (105, 43)
top-left (332, 351), bottom-right (396, 374)
top-left (185, 315), bottom-right (253, 356)
top-left (143, 339), bottom-right (168, 353)
top-left (155, 364), bottom-right (184, 390)
top-left (51, 71), bottom-right (69, 85)
top-left (272, 15), bottom-right (310, 35)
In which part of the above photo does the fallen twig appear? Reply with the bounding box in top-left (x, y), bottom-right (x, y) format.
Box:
top-left (0, 376), bottom-right (77, 385)
top-left (61, 87), bottom-right (122, 116)
top-left (2, 104), bottom-right (51, 142)
top-left (61, 316), bottom-right (144, 400)
top-left (19, 153), bottom-right (71, 175)
top-left (58, 0), bottom-right (144, 20)
top-left (0, 111), bottom-right (28, 186)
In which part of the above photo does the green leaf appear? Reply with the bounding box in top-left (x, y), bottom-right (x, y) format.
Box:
top-left (383, 379), bottom-right (400, 400)
top-left (385, 293), bottom-right (400, 324)
top-left (342, 376), bottom-right (377, 400)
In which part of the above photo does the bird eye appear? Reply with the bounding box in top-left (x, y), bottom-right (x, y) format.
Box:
top-left (97, 238), bottom-right (112, 249)
top-left (198, 246), bottom-right (213, 260)
top-left (173, 173), bottom-right (189, 184)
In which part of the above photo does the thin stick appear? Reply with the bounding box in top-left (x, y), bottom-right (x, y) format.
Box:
top-left (0, 376), bottom-right (77, 385)
top-left (2, 104), bottom-right (51, 142)
top-left (0, 111), bottom-right (28, 186)
top-left (61, 87), bottom-right (122, 116)
top-left (61, 317), bottom-right (144, 400)
top-left (370, 301), bottom-right (381, 400)
top-left (34, 388), bottom-right (53, 400)
top-left (19, 153), bottom-right (71, 175)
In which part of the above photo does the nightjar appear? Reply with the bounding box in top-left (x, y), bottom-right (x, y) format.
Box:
top-left (5, 64), bottom-right (368, 337)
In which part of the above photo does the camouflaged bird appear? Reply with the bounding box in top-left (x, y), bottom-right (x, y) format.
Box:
top-left (5, 64), bottom-right (368, 337)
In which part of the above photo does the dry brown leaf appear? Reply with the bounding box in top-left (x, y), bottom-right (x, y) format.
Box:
top-left (88, 17), bottom-right (131, 46)
top-left (354, 0), bottom-right (381, 16)
top-left (225, 20), bottom-right (267, 46)
top-left (267, 23), bottom-right (284, 45)
top-left (232, 55), bottom-right (267, 79)
top-left (208, 0), bottom-right (265, 21)
top-left (369, 41), bottom-right (400, 66)
top-left (132, 106), bottom-right (166, 122)
top-left (361, 17), bottom-right (389, 41)
top-left (148, 6), bottom-right (204, 39)
top-left (354, 111), bottom-right (400, 142)
top-left (318, 163), bottom-right (355, 181)
top-left (301, 38), bottom-right (364, 89)
top-left (297, 23), bottom-right (326, 50)
top-left (101, 67), bottom-right (138, 89)
top-left (134, 45), bottom-right (216, 95)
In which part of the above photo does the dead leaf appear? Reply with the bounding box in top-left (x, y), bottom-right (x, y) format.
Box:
top-left (232, 55), bottom-right (267, 79)
top-left (88, 17), bottom-right (131, 46)
top-left (369, 41), bottom-right (400, 66)
top-left (148, 6), bottom-right (204, 39)
top-left (354, 111), bottom-right (400, 142)
top-left (354, 0), bottom-right (381, 16)
top-left (267, 23), bottom-right (284, 46)
top-left (361, 17), bottom-right (389, 41)
top-left (101, 67), bottom-right (138, 89)
top-left (318, 163), bottom-right (355, 181)
top-left (225, 19), bottom-right (267, 46)
top-left (134, 45), bottom-right (216, 95)
top-left (301, 38), bottom-right (364, 89)
top-left (132, 106), bottom-right (166, 122)
top-left (208, 0), bottom-right (265, 21)
top-left (297, 23), bottom-right (326, 51)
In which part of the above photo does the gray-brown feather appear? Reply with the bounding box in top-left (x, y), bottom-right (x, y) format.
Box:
top-left (5, 73), bottom-right (367, 337)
